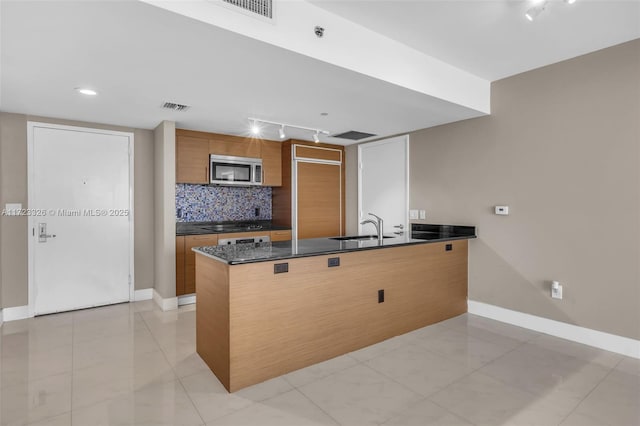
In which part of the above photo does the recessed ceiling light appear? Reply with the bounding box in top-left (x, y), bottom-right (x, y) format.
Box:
top-left (75, 87), bottom-right (98, 96)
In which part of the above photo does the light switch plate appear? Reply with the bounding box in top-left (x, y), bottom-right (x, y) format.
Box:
top-left (409, 209), bottom-right (419, 220)
top-left (419, 210), bottom-right (426, 219)
top-left (495, 206), bottom-right (509, 215)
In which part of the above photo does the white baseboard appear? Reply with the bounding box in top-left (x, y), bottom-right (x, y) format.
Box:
top-left (468, 300), bottom-right (640, 359)
top-left (134, 288), bottom-right (153, 301)
top-left (178, 294), bottom-right (196, 306)
top-left (2, 305), bottom-right (31, 322)
top-left (153, 289), bottom-right (178, 311)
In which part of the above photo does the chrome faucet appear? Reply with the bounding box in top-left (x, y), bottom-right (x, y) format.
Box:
top-left (360, 213), bottom-right (384, 243)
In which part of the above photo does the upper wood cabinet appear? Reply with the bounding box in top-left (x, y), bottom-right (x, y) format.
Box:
top-left (175, 129), bottom-right (282, 187)
top-left (261, 141), bottom-right (282, 186)
top-left (209, 137), bottom-right (261, 158)
top-left (176, 135), bottom-right (209, 184)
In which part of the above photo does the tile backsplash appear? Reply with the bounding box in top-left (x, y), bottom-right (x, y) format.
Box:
top-left (176, 184), bottom-right (272, 222)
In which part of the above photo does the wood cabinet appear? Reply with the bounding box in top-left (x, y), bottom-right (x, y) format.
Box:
top-left (196, 239), bottom-right (469, 392)
top-left (270, 229), bottom-right (292, 241)
top-left (175, 129), bottom-right (283, 187)
top-left (176, 135), bottom-right (209, 184)
top-left (176, 236), bottom-right (186, 295)
top-left (261, 141), bottom-right (282, 186)
top-left (177, 230), bottom-right (291, 296)
top-left (209, 137), bottom-right (261, 158)
top-left (176, 234), bottom-right (218, 296)
top-left (272, 140), bottom-right (345, 239)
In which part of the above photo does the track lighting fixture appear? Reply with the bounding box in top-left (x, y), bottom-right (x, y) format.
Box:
top-left (248, 118), bottom-right (329, 142)
top-left (250, 121), bottom-right (260, 136)
top-left (525, 2), bottom-right (546, 21)
top-left (526, 0), bottom-right (575, 21)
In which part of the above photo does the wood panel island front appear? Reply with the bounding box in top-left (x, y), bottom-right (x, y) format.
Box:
top-left (194, 225), bottom-right (475, 392)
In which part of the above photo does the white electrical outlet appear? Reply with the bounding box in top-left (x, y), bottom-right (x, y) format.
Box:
top-left (495, 206), bottom-right (509, 215)
top-left (551, 281), bottom-right (563, 299)
top-left (409, 210), bottom-right (419, 220)
top-left (419, 210), bottom-right (426, 219)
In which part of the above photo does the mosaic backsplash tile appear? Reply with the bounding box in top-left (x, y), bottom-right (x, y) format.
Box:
top-left (176, 184), bottom-right (272, 222)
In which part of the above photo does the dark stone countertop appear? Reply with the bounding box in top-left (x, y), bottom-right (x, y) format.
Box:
top-left (193, 225), bottom-right (476, 265)
top-left (176, 220), bottom-right (290, 236)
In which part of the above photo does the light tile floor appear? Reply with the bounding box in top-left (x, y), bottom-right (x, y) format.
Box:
top-left (0, 301), bottom-right (638, 426)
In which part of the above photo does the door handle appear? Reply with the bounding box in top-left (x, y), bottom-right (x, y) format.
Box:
top-left (393, 224), bottom-right (404, 229)
top-left (38, 223), bottom-right (56, 243)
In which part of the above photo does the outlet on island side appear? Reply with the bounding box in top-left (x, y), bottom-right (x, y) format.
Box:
top-left (255, 207), bottom-right (260, 217)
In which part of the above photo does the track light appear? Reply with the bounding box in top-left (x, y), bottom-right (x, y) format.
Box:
top-left (525, 3), bottom-right (546, 21)
top-left (248, 117), bottom-right (329, 142)
top-left (250, 121), bottom-right (260, 136)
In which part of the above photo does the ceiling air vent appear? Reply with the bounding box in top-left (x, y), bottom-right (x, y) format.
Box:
top-left (222, 0), bottom-right (273, 19)
top-left (162, 102), bottom-right (190, 112)
top-left (331, 130), bottom-right (377, 141)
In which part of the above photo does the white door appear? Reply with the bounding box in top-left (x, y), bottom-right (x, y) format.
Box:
top-left (358, 135), bottom-right (409, 235)
top-left (28, 123), bottom-right (133, 315)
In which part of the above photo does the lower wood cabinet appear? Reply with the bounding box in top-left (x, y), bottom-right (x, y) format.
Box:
top-left (196, 240), bottom-right (469, 392)
top-left (176, 230), bottom-right (291, 296)
top-left (270, 230), bottom-right (292, 241)
top-left (176, 234), bottom-right (218, 296)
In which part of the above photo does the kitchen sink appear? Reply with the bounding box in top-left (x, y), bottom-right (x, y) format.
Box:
top-left (329, 235), bottom-right (394, 241)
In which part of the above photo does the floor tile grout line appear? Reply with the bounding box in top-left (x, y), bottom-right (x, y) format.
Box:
top-left (555, 362), bottom-right (618, 426)
top-left (174, 373), bottom-right (208, 426)
top-left (139, 303), bottom-right (208, 426)
top-left (291, 386), bottom-right (344, 426)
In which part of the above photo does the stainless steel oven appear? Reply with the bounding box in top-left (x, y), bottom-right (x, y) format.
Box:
top-left (218, 235), bottom-right (271, 245)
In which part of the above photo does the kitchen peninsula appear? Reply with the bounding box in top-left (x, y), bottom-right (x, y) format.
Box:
top-left (195, 225), bottom-right (476, 392)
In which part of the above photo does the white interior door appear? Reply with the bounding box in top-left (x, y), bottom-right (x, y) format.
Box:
top-left (358, 135), bottom-right (409, 235)
top-left (28, 123), bottom-right (133, 315)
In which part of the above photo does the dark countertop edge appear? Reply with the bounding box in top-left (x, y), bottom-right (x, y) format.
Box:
top-left (176, 225), bottom-right (291, 236)
top-left (193, 235), bottom-right (476, 265)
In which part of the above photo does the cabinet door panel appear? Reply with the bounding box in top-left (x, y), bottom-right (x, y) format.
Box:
top-left (210, 139), bottom-right (261, 158)
top-left (176, 236), bottom-right (186, 296)
top-left (176, 136), bottom-right (209, 184)
top-left (270, 230), bottom-right (292, 241)
top-left (297, 162), bottom-right (341, 239)
top-left (185, 234), bottom-right (219, 294)
top-left (261, 141), bottom-right (282, 186)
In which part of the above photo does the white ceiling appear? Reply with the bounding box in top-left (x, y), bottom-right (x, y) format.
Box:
top-left (1, 0), bottom-right (638, 144)
top-left (310, 0), bottom-right (640, 81)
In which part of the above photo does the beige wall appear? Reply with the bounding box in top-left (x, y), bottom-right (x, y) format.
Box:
top-left (153, 121), bottom-right (176, 299)
top-left (0, 113), bottom-right (156, 308)
top-left (409, 40), bottom-right (640, 339)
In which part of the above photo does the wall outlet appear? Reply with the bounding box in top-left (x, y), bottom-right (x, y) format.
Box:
top-left (551, 281), bottom-right (563, 299)
top-left (419, 210), bottom-right (426, 219)
top-left (495, 206), bottom-right (509, 215)
top-left (409, 209), bottom-right (419, 220)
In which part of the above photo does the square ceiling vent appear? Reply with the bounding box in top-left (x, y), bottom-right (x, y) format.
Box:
top-left (331, 130), bottom-right (377, 141)
top-left (222, 0), bottom-right (272, 19)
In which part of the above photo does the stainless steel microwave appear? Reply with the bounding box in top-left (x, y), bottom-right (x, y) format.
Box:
top-left (210, 155), bottom-right (263, 186)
